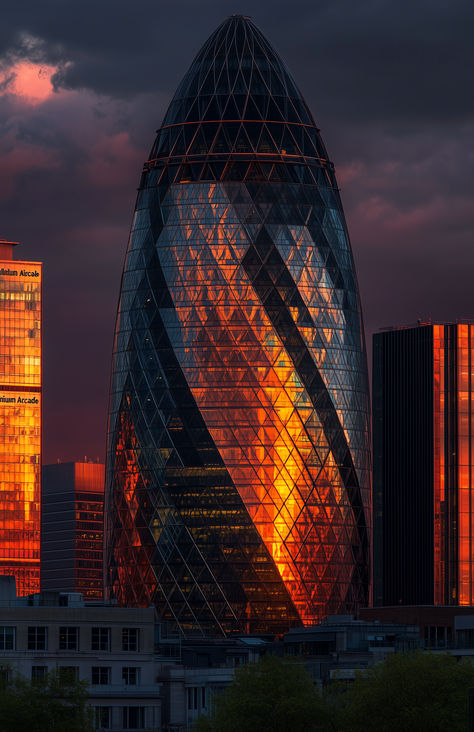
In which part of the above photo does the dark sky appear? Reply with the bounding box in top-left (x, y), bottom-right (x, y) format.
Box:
top-left (1, 0), bottom-right (473, 463)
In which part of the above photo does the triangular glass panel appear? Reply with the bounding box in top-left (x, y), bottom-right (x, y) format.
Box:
top-left (232, 93), bottom-right (247, 118)
top-left (209, 161), bottom-right (226, 179)
top-left (244, 96), bottom-right (262, 120)
top-left (203, 97), bottom-right (220, 121)
top-left (199, 69), bottom-right (215, 96)
top-left (201, 122), bottom-right (219, 150)
top-left (266, 97), bottom-right (284, 122)
top-left (211, 126), bottom-right (229, 153)
top-left (232, 70), bottom-right (248, 95)
top-left (258, 125), bottom-right (277, 154)
top-left (222, 95), bottom-right (240, 120)
top-left (280, 126), bottom-right (298, 155)
top-left (245, 162), bottom-right (265, 181)
top-left (233, 125), bottom-right (252, 153)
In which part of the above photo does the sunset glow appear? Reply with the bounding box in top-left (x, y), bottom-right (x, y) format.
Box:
top-left (1, 61), bottom-right (56, 104)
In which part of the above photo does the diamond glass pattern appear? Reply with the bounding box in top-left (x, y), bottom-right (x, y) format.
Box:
top-left (105, 16), bottom-right (371, 636)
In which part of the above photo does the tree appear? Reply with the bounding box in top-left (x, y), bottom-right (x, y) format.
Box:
top-left (193, 654), bottom-right (334, 732)
top-left (0, 670), bottom-right (94, 732)
top-left (340, 650), bottom-right (474, 732)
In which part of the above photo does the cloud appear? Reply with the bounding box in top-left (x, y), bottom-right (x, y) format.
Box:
top-left (0, 0), bottom-right (472, 460)
top-left (1, 1), bottom-right (472, 124)
top-left (0, 60), bottom-right (58, 105)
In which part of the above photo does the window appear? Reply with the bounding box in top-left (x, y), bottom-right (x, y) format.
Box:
top-left (91, 627), bottom-right (110, 651)
top-left (187, 687), bottom-right (198, 710)
top-left (94, 707), bottom-right (111, 729)
top-left (122, 706), bottom-right (145, 729)
top-left (28, 626), bottom-right (47, 651)
top-left (58, 666), bottom-right (79, 684)
top-left (31, 666), bottom-right (48, 682)
top-left (92, 667), bottom-right (111, 685)
top-left (122, 667), bottom-right (140, 685)
top-left (187, 686), bottom-right (206, 711)
top-left (122, 628), bottom-right (139, 651)
top-left (0, 627), bottom-right (15, 650)
top-left (59, 627), bottom-right (79, 650)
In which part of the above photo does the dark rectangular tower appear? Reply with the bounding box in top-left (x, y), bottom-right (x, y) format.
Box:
top-left (41, 461), bottom-right (105, 600)
top-left (373, 322), bottom-right (474, 607)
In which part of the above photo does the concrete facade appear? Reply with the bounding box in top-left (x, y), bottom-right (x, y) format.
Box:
top-left (0, 578), bottom-right (160, 730)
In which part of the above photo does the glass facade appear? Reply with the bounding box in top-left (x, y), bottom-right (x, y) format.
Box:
top-left (0, 242), bottom-right (41, 596)
top-left (434, 323), bottom-right (474, 605)
top-left (106, 16), bottom-right (371, 635)
top-left (42, 462), bottom-right (105, 600)
top-left (374, 322), bottom-right (474, 607)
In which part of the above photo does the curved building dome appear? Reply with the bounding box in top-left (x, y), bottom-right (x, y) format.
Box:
top-left (105, 15), bottom-right (371, 636)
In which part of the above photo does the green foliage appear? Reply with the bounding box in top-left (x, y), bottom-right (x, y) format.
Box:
top-left (340, 650), bottom-right (474, 732)
top-left (193, 654), bottom-right (334, 732)
top-left (0, 670), bottom-right (94, 732)
top-left (194, 649), bottom-right (474, 732)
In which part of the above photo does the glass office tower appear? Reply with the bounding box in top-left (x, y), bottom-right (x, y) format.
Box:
top-left (42, 461), bottom-right (105, 600)
top-left (106, 16), bottom-right (371, 635)
top-left (374, 322), bottom-right (474, 607)
top-left (0, 240), bottom-right (41, 595)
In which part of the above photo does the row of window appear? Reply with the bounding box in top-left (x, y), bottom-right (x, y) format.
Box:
top-left (0, 626), bottom-right (140, 652)
top-left (94, 706), bottom-right (146, 730)
top-left (187, 685), bottom-right (207, 710)
top-left (0, 693), bottom-right (150, 731)
top-left (29, 665), bottom-right (142, 686)
top-left (92, 666), bottom-right (141, 685)
top-left (1, 674), bottom-right (148, 729)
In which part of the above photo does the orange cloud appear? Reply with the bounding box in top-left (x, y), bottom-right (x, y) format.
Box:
top-left (0, 61), bottom-right (56, 104)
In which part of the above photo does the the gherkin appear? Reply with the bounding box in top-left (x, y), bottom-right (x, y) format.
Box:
top-left (105, 15), bottom-right (371, 636)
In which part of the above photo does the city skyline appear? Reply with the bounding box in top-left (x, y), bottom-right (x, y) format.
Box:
top-left (0, 1), bottom-right (473, 463)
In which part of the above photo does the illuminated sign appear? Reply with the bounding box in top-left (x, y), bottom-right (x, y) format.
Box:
top-left (0, 266), bottom-right (41, 279)
top-left (0, 393), bottom-right (40, 405)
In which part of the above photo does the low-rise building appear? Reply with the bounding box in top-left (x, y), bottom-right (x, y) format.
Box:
top-left (157, 617), bottom-right (422, 729)
top-left (0, 577), bottom-right (161, 730)
top-left (0, 577), bottom-right (442, 731)
top-left (280, 614), bottom-right (422, 684)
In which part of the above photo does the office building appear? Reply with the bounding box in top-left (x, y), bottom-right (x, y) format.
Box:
top-left (0, 577), bottom-right (160, 731)
top-left (106, 16), bottom-right (371, 635)
top-left (373, 322), bottom-right (474, 606)
top-left (0, 240), bottom-right (41, 595)
top-left (42, 461), bottom-right (105, 600)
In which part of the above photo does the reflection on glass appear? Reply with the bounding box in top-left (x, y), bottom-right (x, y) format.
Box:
top-left (105, 16), bottom-right (371, 635)
top-left (0, 259), bottom-right (41, 595)
top-left (434, 323), bottom-right (474, 606)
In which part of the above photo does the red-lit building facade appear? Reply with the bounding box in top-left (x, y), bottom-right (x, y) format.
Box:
top-left (373, 322), bottom-right (474, 607)
top-left (42, 461), bottom-right (105, 600)
top-left (0, 240), bottom-right (42, 595)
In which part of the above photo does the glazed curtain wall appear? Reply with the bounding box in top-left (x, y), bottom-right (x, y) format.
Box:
top-left (433, 323), bottom-right (474, 606)
top-left (106, 175), bottom-right (370, 634)
top-left (0, 262), bottom-right (41, 596)
top-left (105, 16), bottom-right (370, 636)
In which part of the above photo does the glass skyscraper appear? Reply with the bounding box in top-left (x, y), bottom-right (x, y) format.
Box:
top-left (0, 240), bottom-right (41, 596)
top-left (106, 16), bottom-right (370, 635)
top-left (42, 461), bottom-right (105, 600)
top-left (374, 322), bottom-right (474, 607)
